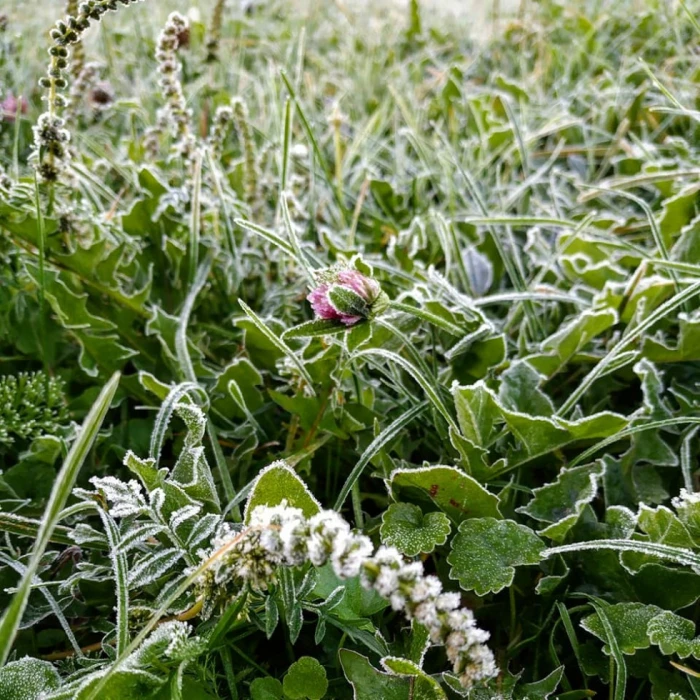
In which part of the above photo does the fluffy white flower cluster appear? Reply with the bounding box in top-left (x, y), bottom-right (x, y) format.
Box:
top-left (672, 488), bottom-right (700, 509)
top-left (198, 502), bottom-right (497, 689)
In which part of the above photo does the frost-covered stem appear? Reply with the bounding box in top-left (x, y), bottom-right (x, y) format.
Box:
top-left (544, 539), bottom-right (700, 570)
top-left (197, 505), bottom-right (497, 689)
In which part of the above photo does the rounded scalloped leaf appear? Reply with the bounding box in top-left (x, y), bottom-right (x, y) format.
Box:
top-left (380, 503), bottom-right (451, 556)
top-left (282, 657), bottom-right (328, 700)
top-left (580, 602), bottom-right (663, 655)
top-left (244, 461), bottom-right (321, 523)
top-left (647, 610), bottom-right (700, 658)
top-left (250, 677), bottom-right (284, 700)
top-left (448, 518), bottom-right (544, 595)
top-left (0, 658), bottom-right (61, 700)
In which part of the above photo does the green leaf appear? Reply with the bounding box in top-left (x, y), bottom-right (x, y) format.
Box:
top-left (339, 650), bottom-right (410, 700)
top-left (328, 285), bottom-right (369, 317)
top-left (453, 380), bottom-right (628, 469)
top-left (499, 361), bottom-right (554, 416)
top-left (537, 308), bottom-right (618, 373)
top-left (388, 465), bottom-right (502, 524)
top-left (244, 461), bottom-right (321, 522)
top-left (380, 657), bottom-right (447, 699)
top-left (283, 319), bottom-right (348, 339)
top-left (448, 518), bottom-right (544, 595)
top-left (648, 611), bottom-right (700, 658)
top-left (380, 503), bottom-right (451, 556)
top-left (250, 677), bottom-right (284, 700)
top-left (313, 564), bottom-right (388, 621)
top-left (283, 657), bottom-right (328, 700)
top-left (0, 657), bottom-right (61, 699)
top-left (581, 602), bottom-right (663, 655)
top-left (514, 666), bottom-right (564, 699)
top-left (517, 462), bottom-right (605, 541)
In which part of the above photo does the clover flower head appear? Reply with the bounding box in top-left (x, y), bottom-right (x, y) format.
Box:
top-left (1, 93), bottom-right (28, 122)
top-left (308, 266), bottom-right (385, 326)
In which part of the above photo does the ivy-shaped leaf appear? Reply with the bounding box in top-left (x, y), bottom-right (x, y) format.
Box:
top-left (380, 503), bottom-right (451, 556)
top-left (447, 518), bottom-right (544, 595)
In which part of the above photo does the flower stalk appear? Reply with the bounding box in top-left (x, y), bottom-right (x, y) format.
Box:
top-left (197, 503), bottom-right (497, 689)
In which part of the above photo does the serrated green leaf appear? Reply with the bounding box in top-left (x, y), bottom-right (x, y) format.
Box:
top-left (648, 611), bottom-right (700, 658)
top-left (581, 602), bottom-right (663, 655)
top-left (380, 503), bottom-right (451, 556)
top-left (448, 518), bottom-right (544, 595)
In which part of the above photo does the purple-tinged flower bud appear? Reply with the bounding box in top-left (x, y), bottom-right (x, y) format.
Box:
top-left (307, 268), bottom-right (386, 327)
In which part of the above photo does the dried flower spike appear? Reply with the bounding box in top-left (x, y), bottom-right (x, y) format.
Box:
top-left (307, 267), bottom-right (387, 326)
top-left (154, 12), bottom-right (195, 161)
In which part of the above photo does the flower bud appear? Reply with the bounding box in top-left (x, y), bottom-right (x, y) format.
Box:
top-left (307, 267), bottom-right (387, 327)
top-left (1, 93), bottom-right (28, 122)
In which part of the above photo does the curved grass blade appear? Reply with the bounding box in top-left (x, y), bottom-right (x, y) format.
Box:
top-left (334, 401), bottom-right (428, 510)
top-left (352, 348), bottom-right (458, 432)
top-left (569, 417), bottom-right (700, 468)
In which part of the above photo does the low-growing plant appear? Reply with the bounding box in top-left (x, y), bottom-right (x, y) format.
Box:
top-left (1, 0), bottom-right (700, 698)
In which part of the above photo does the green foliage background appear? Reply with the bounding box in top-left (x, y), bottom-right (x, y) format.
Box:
top-left (1, 0), bottom-right (700, 697)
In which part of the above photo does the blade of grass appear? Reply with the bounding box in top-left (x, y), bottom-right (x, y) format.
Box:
top-left (334, 401), bottom-right (427, 510)
top-left (350, 348), bottom-right (458, 433)
top-left (281, 191), bottom-right (316, 284)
